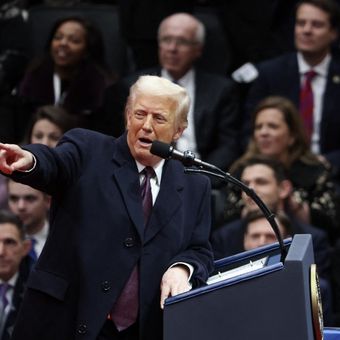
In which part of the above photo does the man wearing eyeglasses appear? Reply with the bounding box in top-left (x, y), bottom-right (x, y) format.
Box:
top-left (101, 13), bottom-right (240, 186)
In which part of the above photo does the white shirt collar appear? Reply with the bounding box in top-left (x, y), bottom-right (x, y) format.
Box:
top-left (135, 159), bottom-right (165, 185)
top-left (30, 220), bottom-right (49, 257)
top-left (0, 272), bottom-right (18, 286)
top-left (161, 68), bottom-right (195, 87)
top-left (32, 220), bottom-right (49, 243)
top-left (297, 52), bottom-right (331, 77)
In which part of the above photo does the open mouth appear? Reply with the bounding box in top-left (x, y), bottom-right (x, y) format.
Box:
top-left (139, 137), bottom-right (153, 147)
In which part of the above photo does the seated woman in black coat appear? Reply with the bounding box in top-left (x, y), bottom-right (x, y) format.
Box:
top-left (16, 16), bottom-right (115, 139)
top-left (223, 96), bottom-right (339, 241)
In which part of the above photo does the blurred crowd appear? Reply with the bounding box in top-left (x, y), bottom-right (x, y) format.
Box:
top-left (0, 0), bottom-right (340, 335)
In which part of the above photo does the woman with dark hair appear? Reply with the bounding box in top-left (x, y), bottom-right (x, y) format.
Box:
top-left (16, 16), bottom-right (114, 139)
top-left (223, 95), bottom-right (338, 239)
top-left (23, 105), bottom-right (76, 147)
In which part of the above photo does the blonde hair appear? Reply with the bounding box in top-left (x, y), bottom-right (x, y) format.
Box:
top-left (126, 75), bottom-right (190, 129)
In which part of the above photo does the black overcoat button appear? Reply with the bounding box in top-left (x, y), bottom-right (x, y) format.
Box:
top-left (124, 237), bottom-right (134, 247)
top-left (101, 281), bottom-right (111, 292)
top-left (77, 324), bottom-right (88, 334)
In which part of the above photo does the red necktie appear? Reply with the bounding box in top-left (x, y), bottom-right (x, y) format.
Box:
top-left (140, 167), bottom-right (155, 224)
top-left (110, 167), bottom-right (155, 331)
top-left (299, 70), bottom-right (317, 142)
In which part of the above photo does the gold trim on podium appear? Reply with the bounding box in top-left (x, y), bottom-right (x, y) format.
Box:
top-left (310, 264), bottom-right (323, 340)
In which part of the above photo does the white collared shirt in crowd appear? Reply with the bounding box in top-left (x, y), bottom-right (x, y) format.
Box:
top-left (298, 52), bottom-right (331, 154)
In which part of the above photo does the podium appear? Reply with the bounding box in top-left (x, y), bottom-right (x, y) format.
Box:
top-left (164, 234), bottom-right (322, 340)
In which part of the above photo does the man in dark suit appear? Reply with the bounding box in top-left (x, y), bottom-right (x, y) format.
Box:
top-left (210, 156), bottom-right (333, 323)
top-left (245, 0), bottom-right (340, 175)
top-left (7, 180), bottom-right (50, 260)
top-left (0, 210), bottom-right (33, 340)
top-left (211, 157), bottom-right (331, 278)
top-left (101, 13), bottom-right (240, 180)
top-left (0, 75), bottom-right (214, 340)
top-left (211, 157), bottom-right (332, 321)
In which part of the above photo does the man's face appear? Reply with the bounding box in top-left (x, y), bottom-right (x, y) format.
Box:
top-left (126, 94), bottom-right (184, 166)
top-left (241, 164), bottom-right (285, 211)
top-left (8, 181), bottom-right (50, 235)
top-left (0, 223), bottom-right (30, 281)
top-left (244, 217), bottom-right (286, 251)
top-left (295, 4), bottom-right (337, 59)
top-left (158, 17), bottom-right (202, 79)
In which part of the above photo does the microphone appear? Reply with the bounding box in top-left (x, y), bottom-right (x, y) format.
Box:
top-left (150, 140), bottom-right (220, 172)
top-left (150, 140), bottom-right (287, 262)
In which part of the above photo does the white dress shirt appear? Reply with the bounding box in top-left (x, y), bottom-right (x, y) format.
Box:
top-left (0, 272), bottom-right (18, 321)
top-left (136, 160), bottom-right (164, 205)
top-left (297, 53), bottom-right (331, 153)
top-left (31, 220), bottom-right (49, 258)
top-left (161, 68), bottom-right (199, 156)
top-left (135, 160), bottom-right (194, 282)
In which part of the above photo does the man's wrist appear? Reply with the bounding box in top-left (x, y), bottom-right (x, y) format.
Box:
top-left (17, 154), bottom-right (37, 173)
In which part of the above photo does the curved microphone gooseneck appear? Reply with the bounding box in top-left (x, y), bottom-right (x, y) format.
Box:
top-left (150, 140), bottom-right (287, 262)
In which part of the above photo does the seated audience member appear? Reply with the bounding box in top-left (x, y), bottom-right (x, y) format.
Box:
top-left (225, 96), bottom-right (338, 240)
top-left (22, 105), bottom-right (76, 147)
top-left (7, 180), bottom-right (50, 260)
top-left (211, 156), bottom-right (333, 324)
top-left (0, 105), bottom-right (73, 212)
top-left (244, 0), bottom-right (340, 180)
top-left (212, 156), bottom-right (331, 277)
top-left (0, 209), bottom-right (33, 340)
top-left (243, 210), bottom-right (291, 251)
top-left (117, 1), bottom-right (195, 70)
top-left (101, 12), bottom-right (240, 185)
top-left (15, 16), bottom-right (113, 141)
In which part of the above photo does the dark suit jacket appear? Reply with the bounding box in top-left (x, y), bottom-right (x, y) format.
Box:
top-left (245, 52), bottom-right (340, 170)
top-left (210, 216), bottom-right (331, 279)
top-left (101, 67), bottom-right (240, 175)
top-left (1, 256), bottom-right (34, 340)
top-left (210, 216), bottom-right (334, 324)
top-left (10, 128), bottom-right (213, 340)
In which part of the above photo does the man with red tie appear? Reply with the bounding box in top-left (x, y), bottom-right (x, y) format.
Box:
top-left (0, 75), bottom-right (213, 340)
top-left (244, 0), bottom-right (340, 181)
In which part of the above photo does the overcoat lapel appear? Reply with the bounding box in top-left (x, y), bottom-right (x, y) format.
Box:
top-left (111, 135), bottom-right (185, 244)
top-left (111, 135), bottom-right (145, 241)
top-left (144, 161), bottom-right (184, 244)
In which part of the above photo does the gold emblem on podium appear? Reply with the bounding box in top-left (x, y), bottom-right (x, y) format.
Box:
top-left (310, 264), bottom-right (323, 340)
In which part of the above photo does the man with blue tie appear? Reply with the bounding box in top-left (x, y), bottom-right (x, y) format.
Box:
top-left (0, 209), bottom-right (33, 340)
top-left (6, 179), bottom-right (50, 260)
top-left (0, 75), bottom-right (213, 340)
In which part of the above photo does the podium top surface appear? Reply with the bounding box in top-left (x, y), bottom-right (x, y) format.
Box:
top-left (165, 235), bottom-right (313, 306)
